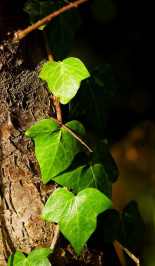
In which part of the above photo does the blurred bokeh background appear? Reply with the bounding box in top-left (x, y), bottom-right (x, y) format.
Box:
top-left (70, 0), bottom-right (154, 265)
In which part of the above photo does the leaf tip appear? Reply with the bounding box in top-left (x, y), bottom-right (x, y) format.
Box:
top-left (25, 130), bottom-right (29, 137)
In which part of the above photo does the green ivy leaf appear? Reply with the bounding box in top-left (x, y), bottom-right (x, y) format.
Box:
top-left (25, 119), bottom-right (87, 184)
top-left (69, 64), bottom-right (117, 136)
top-left (7, 248), bottom-right (52, 266)
top-left (53, 139), bottom-right (118, 197)
top-left (46, 0), bottom-right (82, 61)
top-left (24, 0), bottom-right (53, 30)
top-left (39, 58), bottom-right (90, 104)
top-left (41, 187), bottom-right (113, 254)
top-left (103, 201), bottom-right (145, 261)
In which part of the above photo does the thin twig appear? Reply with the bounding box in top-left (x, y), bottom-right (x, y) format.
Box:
top-left (13, 0), bottom-right (88, 42)
top-left (54, 96), bottom-right (62, 122)
top-left (114, 240), bottom-right (140, 266)
top-left (50, 224), bottom-right (60, 250)
top-left (42, 29), bottom-right (53, 61)
top-left (50, 117), bottom-right (93, 152)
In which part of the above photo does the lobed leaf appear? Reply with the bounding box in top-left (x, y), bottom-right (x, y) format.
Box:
top-left (103, 201), bottom-right (145, 264)
top-left (41, 187), bottom-right (113, 254)
top-left (53, 139), bottom-right (118, 197)
top-left (46, 0), bottom-right (82, 61)
top-left (39, 58), bottom-right (90, 104)
top-left (24, 0), bottom-right (53, 30)
top-left (7, 248), bottom-right (52, 266)
top-left (69, 64), bottom-right (117, 136)
top-left (25, 119), bottom-right (87, 184)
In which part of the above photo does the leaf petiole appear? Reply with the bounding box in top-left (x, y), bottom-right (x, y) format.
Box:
top-left (50, 117), bottom-right (93, 152)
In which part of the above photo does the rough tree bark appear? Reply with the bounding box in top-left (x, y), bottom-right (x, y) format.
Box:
top-left (0, 1), bottom-right (121, 265)
top-left (0, 1), bottom-right (57, 265)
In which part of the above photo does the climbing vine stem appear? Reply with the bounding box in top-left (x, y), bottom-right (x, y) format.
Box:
top-left (42, 28), bottom-right (62, 250)
top-left (42, 29), bottom-right (62, 122)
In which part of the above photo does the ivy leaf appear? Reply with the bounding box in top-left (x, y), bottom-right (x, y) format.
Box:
top-left (46, 0), bottom-right (82, 61)
top-left (69, 64), bottom-right (117, 136)
top-left (103, 201), bottom-right (145, 263)
top-left (53, 139), bottom-right (118, 198)
top-left (7, 248), bottom-right (52, 266)
top-left (24, 0), bottom-right (53, 30)
top-left (91, 139), bottom-right (118, 183)
top-left (54, 154), bottom-right (112, 198)
top-left (39, 58), bottom-right (90, 104)
top-left (41, 187), bottom-right (113, 255)
top-left (25, 119), bottom-right (87, 184)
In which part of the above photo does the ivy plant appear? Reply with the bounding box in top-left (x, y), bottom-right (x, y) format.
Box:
top-left (7, 248), bottom-right (52, 266)
top-left (8, 0), bottom-right (145, 265)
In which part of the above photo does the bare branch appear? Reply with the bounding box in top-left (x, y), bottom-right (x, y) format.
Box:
top-left (13, 0), bottom-right (88, 42)
top-left (50, 224), bottom-right (60, 250)
top-left (114, 240), bottom-right (140, 266)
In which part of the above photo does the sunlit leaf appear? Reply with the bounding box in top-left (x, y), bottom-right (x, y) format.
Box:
top-left (39, 58), bottom-right (90, 104)
top-left (41, 188), bottom-right (113, 254)
top-left (7, 248), bottom-right (52, 266)
top-left (25, 119), bottom-right (87, 183)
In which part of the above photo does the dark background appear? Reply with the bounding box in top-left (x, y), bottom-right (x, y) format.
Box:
top-left (70, 0), bottom-right (154, 265)
top-left (72, 0), bottom-right (154, 139)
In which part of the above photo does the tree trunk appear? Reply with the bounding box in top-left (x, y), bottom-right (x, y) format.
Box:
top-left (0, 1), bottom-right (121, 265)
top-left (0, 1), bottom-right (57, 265)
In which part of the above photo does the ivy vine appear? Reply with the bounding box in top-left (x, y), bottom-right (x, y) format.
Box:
top-left (8, 0), bottom-right (145, 265)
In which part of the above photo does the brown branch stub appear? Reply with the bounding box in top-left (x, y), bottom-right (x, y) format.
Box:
top-left (13, 0), bottom-right (88, 42)
top-left (13, 30), bottom-right (22, 43)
